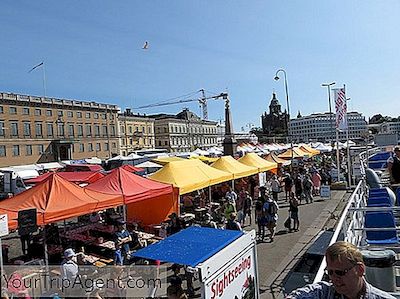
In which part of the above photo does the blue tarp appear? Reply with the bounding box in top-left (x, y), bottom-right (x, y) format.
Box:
top-left (133, 226), bottom-right (243, 267)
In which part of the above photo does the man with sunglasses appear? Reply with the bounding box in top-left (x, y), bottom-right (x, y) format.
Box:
top-left (286, 241), bottom-right (395, 299)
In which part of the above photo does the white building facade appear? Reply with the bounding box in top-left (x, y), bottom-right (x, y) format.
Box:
top-left (289, 112), bottom-right (367, 143)
top-left (152, 109), bottom-right (218, 152)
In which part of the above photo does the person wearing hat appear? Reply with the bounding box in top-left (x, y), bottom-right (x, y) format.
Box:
top-left (388, 146), bottom-right (400, 184)
top-left (60, 248), bottom-right (79, 289)
top-left (113, 220), bottom-right (132, 265)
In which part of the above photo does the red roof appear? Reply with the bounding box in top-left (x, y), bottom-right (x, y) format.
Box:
top-left (120, 164), bottom-right (144, 173)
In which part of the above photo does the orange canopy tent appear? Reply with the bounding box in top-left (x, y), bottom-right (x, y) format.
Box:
top-left (85, 167), bottom-right (178, 226)
top-left (278, 147), bottom-right (309, 159)
top-left (264, 152), bottom-right (291, 166)
top-left (0, 173), bottom-right (123, 230)
top-left (300, 145), bottom-right (320, 156)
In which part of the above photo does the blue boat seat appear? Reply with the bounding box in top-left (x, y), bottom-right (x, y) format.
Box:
top-left (365, 211), bottom-right (399, 244)
top-left (367, 196), bottom-right (393, 207)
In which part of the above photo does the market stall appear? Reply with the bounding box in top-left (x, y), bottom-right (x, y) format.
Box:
top-left (134, 226), bottom-right (259, 299)
top-left (149, 159), bottom-right (233, 195)
top-left (238, 153), bottom-right (277, 172)
top-left (211, 156), bottom-right (258, 179)
top-left (85, 167), bottom-right (179, 226)
top-left (0, 173), bottom-right (123, 230)
top-left (264, 152), bottom-right (291, 166)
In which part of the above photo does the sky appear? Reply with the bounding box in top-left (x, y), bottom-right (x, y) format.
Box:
top-left (1, 1), bottom-right (400, 132)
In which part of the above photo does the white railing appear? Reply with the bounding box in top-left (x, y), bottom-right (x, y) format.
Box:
top-left (313, 147), bottom-right (385, 283)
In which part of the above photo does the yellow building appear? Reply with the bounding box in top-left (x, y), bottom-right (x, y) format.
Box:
top-left (0, 92), bottom-right (119, 167)
top-left (118, 109), bottom-right (155, 155)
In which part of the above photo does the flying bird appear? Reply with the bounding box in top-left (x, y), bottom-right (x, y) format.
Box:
top-left (142, 41), bottom-right (149, 50)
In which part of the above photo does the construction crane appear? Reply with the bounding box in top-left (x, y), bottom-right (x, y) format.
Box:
top-left (134, 89), bottom-right (228, 120)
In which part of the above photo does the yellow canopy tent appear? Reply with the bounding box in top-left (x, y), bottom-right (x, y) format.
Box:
top-left (152, 156), bottom-right (186, 165)
top-left (264, 152), bottom-right (291, 166)
top-left (278, 147), bottom-right (309, 159)
top-left (238, 153), bottom-right (277, 172)
top-left (300, 145), bottom-right (320, 156)
top-left (149, 159), bottom-right (233, 195)
top-left (190, 155), bottom-right (219, 164)
top-left (211, 156), bottom-right (258, 179)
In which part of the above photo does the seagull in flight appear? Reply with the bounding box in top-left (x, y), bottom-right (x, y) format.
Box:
top-left (142, 41), bottom-right (149, 50)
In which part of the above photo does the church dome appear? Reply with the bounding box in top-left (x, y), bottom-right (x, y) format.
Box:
top-left (270, 92), bottom-right (280, 106)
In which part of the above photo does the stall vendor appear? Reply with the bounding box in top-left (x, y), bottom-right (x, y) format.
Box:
top-left (113, 220), bottom-right (132, 265)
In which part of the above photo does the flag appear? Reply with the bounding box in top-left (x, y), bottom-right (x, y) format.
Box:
top-left (28, 62), bottom-right (44, 73)
top-left (333, 87), bottom-right (348, 131)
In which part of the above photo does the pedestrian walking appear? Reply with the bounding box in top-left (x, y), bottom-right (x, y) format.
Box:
top-left (289, 192), bottom-right (299, 231)
top-left (262, 196), bottom-right (279, 242)
top-left (294, 174), bottom-right (303, 204)
top-left (284, 174), bottom-right (293, 201)
top-left (303, 175), bottom-right (314, 204)
top-left (270, 175), bottom-right (280, 202)
top-left (312, 171), bottom-right (322, 196)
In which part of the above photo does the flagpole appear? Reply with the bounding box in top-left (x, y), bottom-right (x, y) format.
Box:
top-left (346, 95), bottom-right (352, 187)
top-left (336, 127), bottom-right (341, 182)
top-left (42, 61), bottom-right (47, 97)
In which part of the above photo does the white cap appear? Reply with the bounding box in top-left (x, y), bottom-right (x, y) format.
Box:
top-left (64, 248), bottom-right (76, 258)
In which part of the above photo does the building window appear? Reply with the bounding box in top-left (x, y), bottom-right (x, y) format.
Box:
top-left (102, 125), bottom-right (108, 136)
top-left (77, 111), bottom-right (82, 118)
top-left (102, 113), bottom-right (107, 120)
top-left (57, 123), bottom-right (65, 136)
top-left (158, 141), bottom-right (162, 146)
top-left (105, 143), bottom-right (109, 151)
top-left (0, 121), bottom-right (4, 136)
top-left (35, 123), bottom-right (43, 137)
top-left (112, 142), bottom-right (116, 148)
top-left (68, 124), bottom-right (74, 137)
top-left (86, 112), bottom-right (91, 119)
top-left (86, 124), bottom-right (92, 136)
top-left (94, 113), bottom-right (99, 119)
top-left (9, 107), bottom-right (17, 114)
top-left (22, 108), bottom-right (30, 115)
top-left (79, 144), bottom-right (84, 152)
top-left (94, 125), bottom-right (100, 136)
top-left (96, 143), bottom-right (101, 152)
top-left (13, 145), bottom-right (20, 156)
top-left (0, 106), bottom-right (3, 113)
top-left (26, 145), bottom-right (32, 156)
top-left (67, 111), bottom-right (73, 118)
top-left (88, 143), bottom-right (93, 152)
top-left (38, 144), bottom-right (44, 154)
top-left (35, 109), bottom-right (41, 116)
top-left (47, 123), bottom-right (53, 137)
top-left (58, 111), bottom-right (63, 117)
top-left (111, 126), bottom-right (115, 136)
top-left (46, 109), bottom-right (52, 116)
top-left (0, 145), bottom-right (5, 156)
top-left (10, 122), bottom-right (18, 136)
top-left (77, 125), bottom-right (83, 136)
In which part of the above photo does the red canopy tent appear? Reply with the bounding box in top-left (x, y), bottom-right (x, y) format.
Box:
top-left (0, 173), bottom-right (123, 230)
top-left (85, 167), bottom-right (178, 226)
top-left (24, 171), bottom-right (105, 185)
top-left (120, 164), bottom-right (144, 173)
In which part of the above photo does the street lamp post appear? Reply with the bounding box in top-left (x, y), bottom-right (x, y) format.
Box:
top-left (321, 82), bottom-right (336, 143)
top-left (274, 69), bottom-right (293, 173)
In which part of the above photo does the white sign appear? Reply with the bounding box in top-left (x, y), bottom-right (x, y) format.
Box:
top-left (204, 247), bottom-right (257, 299)
top-left (0, 214), bottom-right (9, 237)
top-left (320, 186), bottom-right (331, 199)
